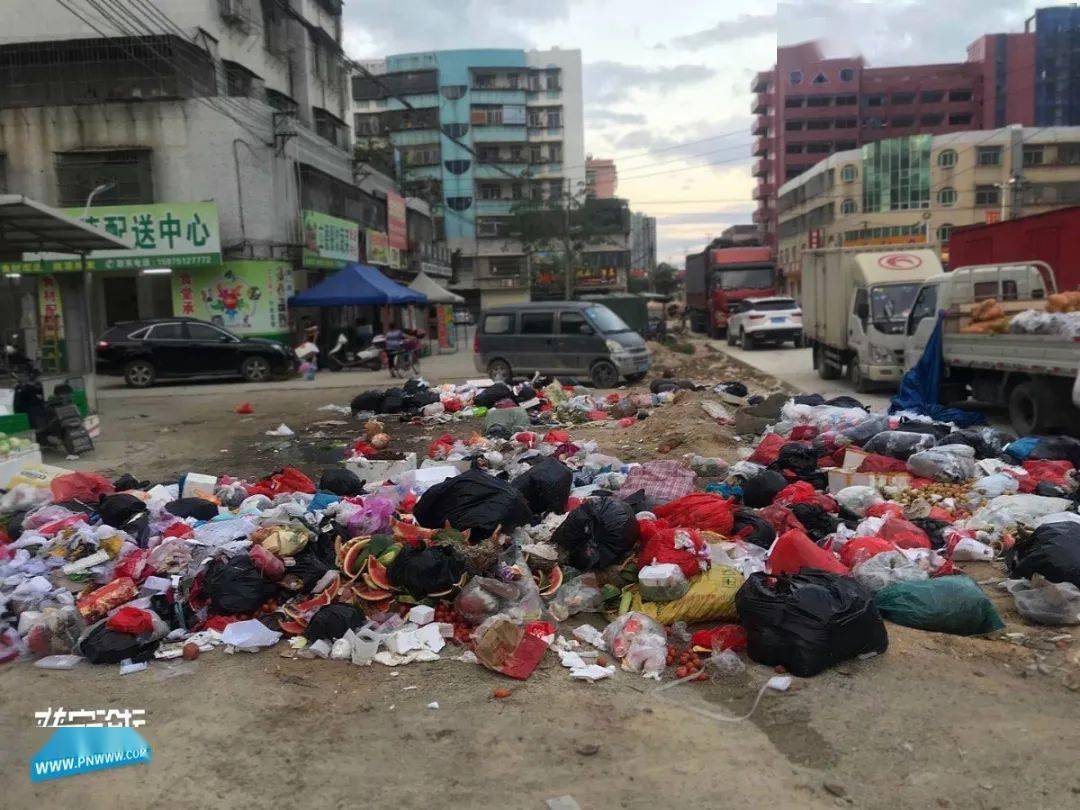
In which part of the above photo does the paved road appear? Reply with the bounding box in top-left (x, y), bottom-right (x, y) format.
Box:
top-left (711, 341), bottom-right (894, 410)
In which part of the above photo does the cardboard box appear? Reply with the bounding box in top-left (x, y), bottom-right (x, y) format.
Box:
top-left (345, 452), bottom-right (418, 484)
top-left (827, 467), bottom-right (911, 494)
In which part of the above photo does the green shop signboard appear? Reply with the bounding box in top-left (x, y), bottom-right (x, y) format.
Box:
top-left (172, 260), bottom-right (294, 338)
top-left (0, 202), bottom-right (221, 274)
top-left (302, 210), bottom-right (359, 269)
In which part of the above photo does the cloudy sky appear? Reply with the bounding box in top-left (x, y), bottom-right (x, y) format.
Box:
top-left (343, 1), bottom-right (1043, 267)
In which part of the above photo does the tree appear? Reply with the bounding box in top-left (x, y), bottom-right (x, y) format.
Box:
top-left (652, 262), bottom-right (680, 296)
top-left (510, 186), bottom-right (629, 300)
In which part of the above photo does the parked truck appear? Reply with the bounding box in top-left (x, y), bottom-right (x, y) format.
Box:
top-left (904, 261), bottom-right (1080, 435)
top-left (802, 247), bottom-right (942, 391)
top-left (947, 206), bottom-right (1080, 291)
top-left (685, 242), bottom-right (775, 338)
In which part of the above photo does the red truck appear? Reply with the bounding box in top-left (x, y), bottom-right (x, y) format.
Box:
top-left (947, 206), bottom-right (1080, 290)
top-left (685, 242), bottom-right (776, 338)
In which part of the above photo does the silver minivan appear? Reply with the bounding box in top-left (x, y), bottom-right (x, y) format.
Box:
top-left (473, 301), bottom-right (651, 388)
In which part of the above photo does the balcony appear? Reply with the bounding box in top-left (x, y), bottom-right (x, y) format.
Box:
top-left (752, 115), bottom-right (769, 136)
top-left (753, 136), bottom-right (769, 157)
top-left (753, 182), bottom-right (774, 200)
top-left (752, 93), bottom-right (771, 115)
top-left (751, 70), bottom-right (772, 94)
top-left (475, 199), bottom-right (517, 216)
top-left (470, 89), bottom-right (527, 105)
top-left (403, 165), bottom-right (442, 181)
top-left (473, 163), bottom-right (529, 179)
top-left (752, 157), bottom-right (769, 177)
top-left (752, 206), bottom-right (772, 224)
top-left (473, 126), bottom-right (528, 142)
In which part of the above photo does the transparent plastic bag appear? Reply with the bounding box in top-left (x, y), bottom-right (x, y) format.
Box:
top-left (906, 445), bottom-right (977, 483)
top-left (840, 414), bottom-right (891, 447)
top-left (835, 485), bottom-right (884, 517)
top-left (863, 431), bottom-right (937, 461)
top-left (638, 562), bottom-right (690, 603)
top-left (969, 473), bottom-right (1020, 502)
top-left (852, 550), bottom-right (929, 593)
top-left (601, 611), bottom-right (667, 678)
top-left (547, 574), bottom-right (604, 621)
top-left (1002, 578), bottom-right (1080, 625)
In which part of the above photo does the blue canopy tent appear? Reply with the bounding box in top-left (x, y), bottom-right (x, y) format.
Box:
top-left (289, 263), bottom-right (427, 307)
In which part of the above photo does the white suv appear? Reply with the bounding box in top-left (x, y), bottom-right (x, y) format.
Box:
top-left (726, 297), bottom-right (803, 350)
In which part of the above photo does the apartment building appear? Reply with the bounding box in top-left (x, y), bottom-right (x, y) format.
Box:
top-left (351, 48), bottom-right (587, 310)
top-left (775, 126), bottom-right (1080, 295)
top-left (629, 212), bottom-right (657, 273)
top-left (585, 156), bottom-right (618, 199)
top-left (0, 0), bottom-right (389, 373)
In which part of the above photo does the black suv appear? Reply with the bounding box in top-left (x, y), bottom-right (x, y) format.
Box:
top-left (96, 318), bottom-right (294, 388)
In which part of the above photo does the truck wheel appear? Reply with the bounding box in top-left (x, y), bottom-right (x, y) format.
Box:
top-left (1009, 382), bottom-right (1057, 435)
top-left (815, 347), bottom-right (840, 380)
top-left (740, 330), bottom-right (754, 351)
top-left (487, 359), bottom-right (512, 383)
top-left (848, 356), bottom-right (872, 393)
top-left (793, 335), bottom-right (804, 349)
top-left (590, 360), bottom-right (620, 389)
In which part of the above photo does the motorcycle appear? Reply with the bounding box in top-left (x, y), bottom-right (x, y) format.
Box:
top-left (13, 376), bottom-right (94, 456)
top-left (326, 331), bottom-right (384, 372)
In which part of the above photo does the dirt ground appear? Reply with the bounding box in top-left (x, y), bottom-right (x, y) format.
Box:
top-left (4, 370), bottom-right (1080, 808)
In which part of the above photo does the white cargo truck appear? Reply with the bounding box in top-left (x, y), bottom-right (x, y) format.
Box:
top-left (801, 247), bottom-right (942, 392)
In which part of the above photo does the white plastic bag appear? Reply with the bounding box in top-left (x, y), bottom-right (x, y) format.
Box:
top-left (601, 612), bottom-right (667, 679)
top-left (852, 550), bottom-right (929, 592)
top-left (1002, 578), bottom-right (1080, 625)
top-left (966, 495), bottom-right (1074, 538)
top-left (969, 473), bottom-right (1020, 502)
top-left (835, 485), bottom-right (884, 517)
top-left (906, 445), bottom-right (977, 483)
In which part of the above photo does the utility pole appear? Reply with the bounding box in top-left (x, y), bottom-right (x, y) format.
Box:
top-left (563, 176), bottom-right (573, 301)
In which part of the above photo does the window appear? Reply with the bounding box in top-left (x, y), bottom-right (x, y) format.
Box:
top-left (975, 185), bottom-right (1000, 206)
top-left (806, 96), bottom-right (831, 107)
top-left (839, 68), bottom-right (855, 82)
top-left (841, 198), bottom-right (857, 214)
top-left (977, 146), bottom-right (1002, 166)
top-left (835, 118), bottom-right (857, 129)
top-left (1023, 146), bottom-right (1045, 166)
top-left (806, 119), bottom-right (831, 130)
top-left (862, 135), bottom-right (932, 212)
top-left (785, 96), bottom-right (804, 108)
top-left (891, 115), bottom-right (915, 128)
top-left (938, 186), bottom-right (957, 206)
top-left (479, 183), bottom-right (502, 200)
top-left (936, 223), bottom-right (953, 243)
top-left (443, 159), bottom-right (469, 174)
top-left (948, 113), bottom-right (972, 125)
top-left (545, 69), bottom-right (561, 91)
top-left (949, 89), bottom-right (973, 102)
top-left (785, 121), bottom-right (804, 131)
top-left (559, 310), bottom-right (589, 335)
top-left (937, 149), bottom-right (957, 168)
top-left (866, 94), bottom-right (887, 107)
top-left (811, 72), bottom-right (828, 85)
top-left (482, 314), bottom-right (514, 335)
top-left (442, 123), bottom-right (469, 139)
top-left (520, 312), bottom-right (554, 335)
top-left (919, 113), bottom-right (944, 126)
top-left (920, 90), bottom-right (945, 103)
top-left (853, 288), bottom-right (869, 326)
top-left (806, 142), bottom-right (831, 154)
top-left (973, 280), bottom-right (1018, 302)
top-left (441, 85), bottom-right (466, 100)
top-left (841, 164), bottom-right (857, 182)
top-left (891, 93), bottom-right (916, 105)
top-left (446, 196), bottom-right (472, 211)
top-left (863, 117), bottom-right (886, 129)
top-left (545, 109), bottom-right (562, 128)
top-left (187, 323), bottom-right (229, 341)
top-left (354, 113), bottom-right (381, 136)
top-left (789, 70), bottom-right (803, 85)
top-left (1058, 144), bottom-right (1080, 165)
top-left (147, 323), bottom-right (184, 340)
top-left (909, 285), bottom-right (938, 330)
top-left (223, 60), bottom-right (257, 97)
top-left (835, 140), bottom-right (857, 151)
top-left (786, 144), bottom-right (804, 154)
top-left (834, 94), bottom-right (857, 106)
top-left (55, 150), bottom-right (153, 208)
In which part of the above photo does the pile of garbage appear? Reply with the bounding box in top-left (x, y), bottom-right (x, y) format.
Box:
top-left (2, 378), bottom-right (1079, 688)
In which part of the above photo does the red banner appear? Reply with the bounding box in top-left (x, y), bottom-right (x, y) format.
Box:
top-left (388, 192), bottom-right (407, 251)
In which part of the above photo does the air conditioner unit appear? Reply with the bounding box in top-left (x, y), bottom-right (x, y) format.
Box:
top-left (219, 0), bottom-right (250, 25)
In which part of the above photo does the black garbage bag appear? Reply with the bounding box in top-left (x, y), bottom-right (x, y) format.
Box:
top-left (896, 419), bottom-right (953, 441)
top-left (793, 394), bottom-right (826, 406)
top-left (381, 388), bottom-right (406, 414)
top-left (150, 592), bottom-right (196, 632)
top-left (112, 473), bottom-right (149, 491)
top-left (403, 378), bottom-right (426, 393)
top-left (516, 383), bottom-right (536, 402)
top-left (650, 379), bottom-right (678, 394)
top-left (97, 493), bottom-right (149, 539)
top-left (351, 389), bottom-right (386, 415)
top-left (305, 604), bottom-right (367, 641)
top-left (942, 427), bottom-right (1014, 459)
top-left (773, 443), bottom-right (819, 477)
top-left (741, 469), bottom-right (788, 508)
top-left (165, 497), bottom-right (218, 522)
top-left (203, 555), bottom-right (279, 615)
top-left (731, 508), bottom-right (776, 550)
top-left (512, 457), bottom-right (573, 515)
top-left (1035, 481), bottom-right (1069, 498)
top-left (840, 415), bottom-right (891, 447)
top-left (475, 383), bottom-right (514, 408)
top-left (910, 517), bottom-right (950, 550)
top-left (1009, 521), bottom-right (1080, 588)
top-left (485, 424), bottom-right (514, 441)
top-left (319, 468), bottom-right (364, 497)
top-left (862, 431), bottom-right (936, 460)
top-left (736, 569), bottom-right (889, 677)
top-left (79, 622), bottom-right (160, 665)
top-left (719, 381), bottom-right (749, 398)
top-left (387, 545), bottom-right (466, 598)
top-left (551, 497), bottom-right (640, 571)
top-left (790, 503), bottom-right (842, 542)
top-left (402, 388), bottom-right (439, 411)
top-left (826, 395), bottom-right (868, 410)
top-left (1029, 436), bottom-right (1080, 469)
top-left (746, 394), bottom-right (765, 406)
top-left (413, 469), bottom-right (533, 538)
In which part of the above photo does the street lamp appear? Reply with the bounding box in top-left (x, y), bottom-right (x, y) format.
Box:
top-left (79, 181), bottom-right (115, 393)
top-left (83, 182), bottom-right (115, 218)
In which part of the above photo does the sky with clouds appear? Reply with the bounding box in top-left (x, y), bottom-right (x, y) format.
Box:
top-left (342, 1), bottom-right (1046, 267)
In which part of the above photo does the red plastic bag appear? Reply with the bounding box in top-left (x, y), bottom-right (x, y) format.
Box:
top-left (789, 425), bottom-right (818, 441)
top-left (865, 501), bottom-right (905, 520)
top-left (768, 529), bottom-right (849, 575)
top-left (50, 471), bottom-right (114, 503)
top-left (544, 429), bottom-right (570, 445)
top-left (606, 393), bottom-right (621, 403)
top-left (691, 624), bottom-right (747, 653)
top-left (637, 519), bottom-right (709, 579)
top-left (249, 543), bottom-right (285, 580)
top-left (77, 577), bottom-right (137, 622)
top-left (513, 432), bottom-right (538, 449)
top-left (858, 454), bottom-right (908, 473)
top-left (234, 402), bottom-right (254, 414)
top-left (774, 481), bottom-right (836, 512)
top-left (838, 536), bottom-right (895, 568)
top-left (247, 467), bottom-right (315, 498)
top-left (1017, 459), bottom-right (1073, 493)
top-left (398, 491), bottom-right (418, 515)
top-left (428, 433), bottom-right (455, 459)
top-left (878, 516), bottom-right (931, 550)
top-left (757, 503), bottom-right (805, 536)
top-left (442, 397), bottom-right (463, 413)
top-left (587, 409), bottom-right (609, 421)
top-left (653, 493), bottom-right (734, 534)
top-left (113, 549), bottom-right (154, 584)
top-left (748, 433), bottom-right (787, 466)
top-left (163, 521), bottom-right (194, 540)
top-left (617, 416), bottom-right (636, 428)
top-left (928, 506), bottom-right (955, 522)
top-left (106, 606), bottom-right (155, 635)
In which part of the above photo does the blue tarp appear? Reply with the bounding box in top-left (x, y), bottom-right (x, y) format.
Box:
top-left (289, 263), bottom-right (427, 307)
top-left (889, 314), bottom-right (986, 427)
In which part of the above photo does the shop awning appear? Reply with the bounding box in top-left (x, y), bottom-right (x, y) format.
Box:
top-left (289, 263), bottom-right (427, 307)
top-left (0, 194), bottom-right (127, 259)
top-left (408, 271), bottom-right (464, 305)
